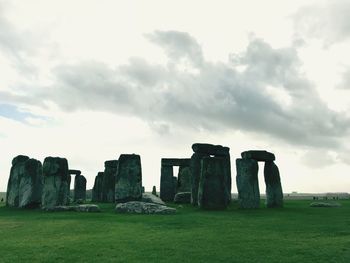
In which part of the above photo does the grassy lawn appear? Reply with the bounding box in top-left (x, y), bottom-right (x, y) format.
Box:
top-left (0, 200), bottom-right (349, 262)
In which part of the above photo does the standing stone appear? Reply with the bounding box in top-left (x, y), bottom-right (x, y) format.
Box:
top-left (92, 172), bottom-right (104, 202)
top-left (177, 166), bottom-right (192, 193)
top-left (173, 177), bottom-right (177, 194)
top-left (264, 161), bottom-right (283, 208)
top-left (102, 160), bottom-right (118, 202)
top-left (41, 157), bottom-right (69, 208)
top-left (18, 158), bottom-right (43, 208)
top-left (74, 174), bottom-right (87, 202)
top-left (190, 152), bottom-right (209, 205)
top-left (115, 154), bottom-right (142, 203)
top-left (160, 165), bottom-right (175, 202)
top-left (236, 158), bottom-right (260, 209)
top-left (198, 157), bottom-right (230, 209)
top-left (6, 155), bottom-right (30, 207)
top-left (152, 186), bottom-right (157, 196)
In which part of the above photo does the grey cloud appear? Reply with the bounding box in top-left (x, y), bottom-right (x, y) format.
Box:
top-left (336, 69), bottom-right (350, 89)
top-left (5, 30), bottom-right (350, 157)
top-left (294, 0), bottom-right (350, 46)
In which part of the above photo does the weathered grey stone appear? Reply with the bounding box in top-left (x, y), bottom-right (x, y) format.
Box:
top-left (68, 169), bottom-right (81, 176)
top-left (74, 174), bottom-right (87, 202)
top-left (198, 157), bottom-right (230, 209)
top-left (264, 161), bottom-right (283, 208)
top-left (92, 172), bottom-right (104, 202)
top-left (161, 158), bottom-right (191, 167)
top-left (152, 186), bottom-right (157, 196)
top-left (236, 158), bottom-right (260, 209)
top-left (241, 150), bottom-right (275, 162)
top-left (142, 186), bottom-right (145, 193)
top-left (174, 192), bottom-right (191, 204)
top-left (115, 201), bottom-right (176, 214)
top-left (142, 193), bottom-right (165, 205)
top-left (310, 202), bottom-right (341, 207)
top-left (6, 155), bottom-right (29, 207)
top-left (190, 152), bottom-right (209, 205)
top-left (192, 143), bottom-right (229, 156)
top-left (75, 204), bottom-right (101, 212)
top-left (18, 158), bottom-right (43, 208)
top-left (160, 165), bottom-right (175, 202)
top-left (102, 160), bottom-right (118, 202)
top-left (41, 157), bottom-right (70, 208)
top-left (115, 154), bottom-right (142, 203)
top-left (177, 166), bottom-right (192, 192)
top-left (44, 204), bottom-right (101, 212)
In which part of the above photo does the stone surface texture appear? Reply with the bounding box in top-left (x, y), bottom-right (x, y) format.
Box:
top-left (115, 201), bottom-right (176, 214)
top-left (115, 154), bottom-right (142, 203)
top-left (236, 158), bottom-right (260, 209)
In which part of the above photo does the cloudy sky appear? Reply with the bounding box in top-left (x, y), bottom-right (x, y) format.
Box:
top-left (1, 0), bottom-right (350, 193)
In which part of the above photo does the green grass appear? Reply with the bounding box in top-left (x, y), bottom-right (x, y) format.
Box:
top-left (0, 200), bottom-right (350, 263)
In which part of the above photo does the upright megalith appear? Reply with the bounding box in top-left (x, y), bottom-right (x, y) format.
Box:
top-left (160, 162), bottom-right (175, 202)
top-left (41, 157), bottom-right (70, 208)
top-left (102, 160), bottom-right (118, 202)
top-left (6, 155), bottom-right (30, 207)
top-left (198, 157), bottom-right (230, 209)
top-left (160, 158), bottom-right (191, 202)
top-left (190, 143), bottom-right (231, 206)
top-left (236, 158), bottom-right (260, 209)
top-left (74, 174), bottom-right (87, 202)
top-left (115, 154), bottom-right (142, 203)
top-left (19, 158), bottom-right (43, 208)
top-left (92, 172), bottom-right (104, 202)
top-left (152, 186), bottom-right (157, 196)
top-left (6, 155), bottom-right (43, 208)
top-left (264, 161), bottom-right (283, 208)
top-left (177, 166), bottom-right (191, 192)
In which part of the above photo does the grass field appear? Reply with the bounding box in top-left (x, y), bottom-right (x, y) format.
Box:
top-left (0, 200), bottom-right (349, 263)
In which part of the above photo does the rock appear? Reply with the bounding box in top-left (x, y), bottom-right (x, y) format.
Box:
top-left (75, 204), bottom-right (101, 212)
top-left (74, 174), bottom-right (87, 202)
top-left (160, 165), bottom-right (175, 202)
top-left (241, 150), bottom-right (275, 162)
top-left (264, 161), bottom-right (283, 208)
top-left (18, 158), bottom-right (43, 208)
top-left (6, 155), bottom-right (30, 207)
top-left (174, 192), bottom-right (191, 204)
top-left (102, 160), bottom-right (118, 202)
top-left (192, 143), bottom-right (230, 156)
top-left (152, 186), bottom-right (157, 196)
top-left (142, 193), bottom-right (165, 205)
top-left (44, 204), bottom-right (101, 212)
top-left (115, 154), bottom-right (142, 203)
top-left (177, 166), bottom-right (192, 192)
top-left (142, 186), bottom-right (145, 193)
top-left (310, 202), bottom-right (341, 207)
top-left (190, 152), bottom-right (209, 205)
top-left (236, 158), bottom-right (260, 209)
top-left (161, 158), bottom-right (191, 167)
top-left (41, 157), bottom-right (70, 208)
top-left (115, 201), bottom-right (176, 214)
top-left (92, 172), bottom-right (104, 202)
top-left (68, 169), bottom-right (81, 176)
top-left (198, 157), bottom-right (230, 209)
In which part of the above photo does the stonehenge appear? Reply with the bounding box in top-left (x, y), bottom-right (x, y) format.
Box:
top-left (6, 155), bottom-right (43, 208)
top-left (74, 173), bottom-right (87, 202)
top-left (160, 158), bottom-right (191, 202)
top-left (190, 143), bottom-right (231, 207)
top-left (102, 160), bottom-right (118, 202)
top-left (115, 154), bottom-right (142, 203)
top-left (41, 157), bottom-right (70, 208)
top-left (236, 150), bottom-right (283, 208)
top-left (92, 172), bottom-right (104, 202)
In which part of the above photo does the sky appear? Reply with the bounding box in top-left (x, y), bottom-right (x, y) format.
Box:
top-left (1, 0), bottom-right (350, 193)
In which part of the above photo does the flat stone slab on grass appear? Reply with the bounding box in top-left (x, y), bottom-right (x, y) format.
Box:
top-left (310, 202), bottom-right (341, 208)
top-left (142, 193), bottom-right (165, 205)
top-left (44, 204), bottom-right (101, 212)
top-left (241, 150), bottom-right (275, 162)
top-left (115, 201), bottom-right (176, 214)
top-left (174, 192), bottom-right (191, 204)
